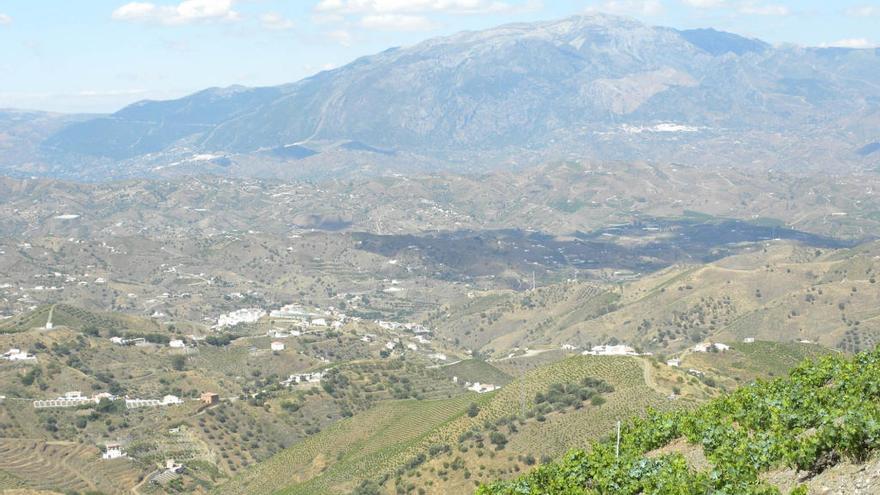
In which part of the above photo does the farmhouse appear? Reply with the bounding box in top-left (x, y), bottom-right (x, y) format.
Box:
top-left (102, 443), bottom-right (126, 460)
top-left (200, 392), bottom-right (220, 405)
top-left (466, 382), bottom-right (500, 394)
top-left (666, 359), bottom-right (681, 367)
top-left (743, 337), bottom-right (755, 343)
top-left (271, 341), bottom-right (285, 351)
top-left (2, 348), bottom-right (37, 362)
top-left (168, 339), bottom-right (185, 349)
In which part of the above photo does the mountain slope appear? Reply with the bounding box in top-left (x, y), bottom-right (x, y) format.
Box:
top-left (23, 14), bottom-right (880, 179)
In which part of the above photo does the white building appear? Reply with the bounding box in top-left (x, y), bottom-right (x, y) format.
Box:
top-left (2, 348), bottom-right (37, 362)
top-left (311, 318), bottom-right (328, 327)
top-left (169, 339), bottom-right (185, 349)
top-left (743, 337), bottom-right (755, 343)
top-left (583, 344), bottom-right (639, 356)
top-left (561, 344), bottom-right (578, 351)
top-left (102, 443), bottom-right (126, 460)
top-left (666, 359), bottom-right (681, 367)
top-left (282, 372), bottom-right (323, 386)
top-left (692, 342), bottom-right (730, 353)
top-left (34, 391), bottom-right (102, 409)
top-left (466, 382), bottom-right (500, 394)
top-left (271, 341), bottom-right (285, 351)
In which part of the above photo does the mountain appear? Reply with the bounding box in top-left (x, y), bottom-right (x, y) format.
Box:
top-left (7, 14), bottom-right (880, 179)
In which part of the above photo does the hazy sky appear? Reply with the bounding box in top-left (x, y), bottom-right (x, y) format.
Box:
top-left (1, 0), bottom-right (878, 113)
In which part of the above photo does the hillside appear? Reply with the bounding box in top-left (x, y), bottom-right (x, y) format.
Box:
top-left (215, 347), bottom-right (823, 495)
top-left (479, 346), bottom-right (880, 494)
top-left (429, 241), bottom-right (880, 357)
top-left (4, 15), bottom-right (878, 180)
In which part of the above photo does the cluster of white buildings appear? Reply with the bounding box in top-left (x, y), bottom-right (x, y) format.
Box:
top-left (375, 320), bottom-right (430, 334)
top-left (2, 348), bottom-right (37, 362)
top-left (33, 391), bottom-right (116, 409)
top-left (216, 308), bottom-right (266, 328)
top-left (269, 304), bottom-right (345, 329)
top-left (281, 372), bottom-right (323, 386)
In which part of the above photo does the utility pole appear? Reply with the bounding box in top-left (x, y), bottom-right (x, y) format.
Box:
top-left (615, 420), bottom-right (621, 460)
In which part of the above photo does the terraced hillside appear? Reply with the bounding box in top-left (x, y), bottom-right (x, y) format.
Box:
top-left (214, 393), bottom-right (482, 495)
top-left (215, 354), bottom-right (702, 494)
top-left (0, 438), bottom-right (145, 494)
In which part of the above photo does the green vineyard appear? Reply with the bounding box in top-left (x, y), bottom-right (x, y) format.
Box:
top-left (479, 347), bottom-right (880, 494)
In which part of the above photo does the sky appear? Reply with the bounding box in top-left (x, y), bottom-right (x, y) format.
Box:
top-left (1, 0), bottom-right (878, 114)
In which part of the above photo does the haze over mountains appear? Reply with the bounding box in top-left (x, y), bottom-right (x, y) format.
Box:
top-left (2, 13), bottom-right (878, 181)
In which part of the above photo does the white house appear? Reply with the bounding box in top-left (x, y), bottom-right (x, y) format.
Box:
top-left (583, 344), bottom-right (638, 356)
top-left (466, 382), bottom-right (500, 394)
top-left (169, 339), bottom-right (185, 349)
top-left (743, 337), bottom-right (755, 343)
top-left (561, 344), bottom-right (578, 351)
top-left (102, 443), bottom-right (126, 460)
top-left (666, 359), bottom-right (681, 367)
top-left (110, 336), bottom-right (125, 345)
top-left (692, 342), bottom-right (730, 353)
top-left (282, 372), bottom-right (323, 386)
top-left (271, 341), bottom-right (285, 351)
top-left (2, 348), bottom-right (37, 362)
top-left (162, 395), bottom-right (183, 405)
top-left (311, 318), bottom-right (328, 327)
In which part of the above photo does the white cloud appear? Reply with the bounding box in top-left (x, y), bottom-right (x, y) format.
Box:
top-left (845, 5), bottom-right (880, 17)
top-left (0, 13), bottom-right (12, 25)
top-left (112, 0), bottom-right (240, 25)
top-left (823, 38), bottom-right (876, 49)
top-left (738, 2), bottom-right (789, 16)
top-left (261, 12), bottom-right (295, 30)
top-left (360, 14), bottom-right (436, 30)
top-left (313, 0), bottom-right (539, 32)
top-left (586, 0), bottom-right (664, 16)
top-left (315, 0), bottom-right (520, 15)
top-left (326, 29), bottom-right (353, 46)
top-left (680, 0), bottom-right (725, 7)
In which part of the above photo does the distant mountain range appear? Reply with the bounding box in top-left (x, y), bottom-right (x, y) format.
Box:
top-left (4, 14), bottom-right (880, 180)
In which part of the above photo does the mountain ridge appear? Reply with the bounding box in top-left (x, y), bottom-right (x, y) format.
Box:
top-left (4, 13), bottom-right (880, 180)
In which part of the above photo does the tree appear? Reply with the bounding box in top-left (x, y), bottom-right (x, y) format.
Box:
top-left (171, 355), bottom-right (186, 371)
top-left (467, 403), bottom-right (480, 418)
